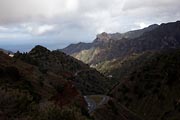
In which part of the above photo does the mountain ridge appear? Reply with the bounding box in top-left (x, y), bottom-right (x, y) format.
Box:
top-left (61, 21), bottom-right (180, 65)
top-left (14, 45), bottom-right (110, 95)
top-left (61, 23), bottom-right (159, 55)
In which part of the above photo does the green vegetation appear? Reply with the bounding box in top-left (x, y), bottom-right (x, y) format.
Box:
top-left (14, 45), bottom-right (110, 95)
top-left (108, 49), bottom-right (180, 120)
top-left (0, 51), bottom-right (91, 120)
top-left (36, 102), bottom-right (90, 120)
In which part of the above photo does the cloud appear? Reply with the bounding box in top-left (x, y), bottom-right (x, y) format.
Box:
top-left (123, 0), bottom-right (180, 11)
top-left (0, 0), bottom-right (179, 51)
top-left (0, 26), bottom-right (8, 31)
top-left (23, 24), bottom-right (55, 35)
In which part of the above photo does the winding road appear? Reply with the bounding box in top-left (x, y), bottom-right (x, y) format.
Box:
top-left (84, 95), bottom-right (110, 113)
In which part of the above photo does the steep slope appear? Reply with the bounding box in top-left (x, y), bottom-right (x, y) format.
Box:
top-left (0, 50), bottom-right (144, 120)
top-left (62, 21), bottom-right (180, 65)
top-left (92, 99), bottom-right (143, 120)
top-left (62, 24), bottom-right (158, 55)
top-left (108, 49), bottom-right (180, 120)
top-left (14, 45), bottom-right (110, 95)
top-left (0, 51), bottom-right (89, 120)
top-left (122, 24), bottom-right (159, 39)
top-left (62, 42), bottom-right (92, 55)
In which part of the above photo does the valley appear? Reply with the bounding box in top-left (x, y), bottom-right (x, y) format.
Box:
top-left (0, 0), bottom-right (180, 119)
top-left (1, 21), bottom-right (180, 120)
top-left (61, 21), bottom-right (180, 120)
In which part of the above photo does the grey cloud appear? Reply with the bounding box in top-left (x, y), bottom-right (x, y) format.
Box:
top-left (0, 0), bottom-right (180, 51)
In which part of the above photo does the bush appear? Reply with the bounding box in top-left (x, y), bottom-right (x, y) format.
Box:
top-left (0, 88), bottom-right (34, 118)
top-left (5, 66), bottom-right (20, 81)
top-left (0, 67), bottom-right (4, 77)
top-left (108, 100), bottom-right (118, 115)
top-left (37, 102), bottom-right (89, 120)
top-left (39, 67), bottom-right (48, 74)
top-left (120, 84), bottom-right (129, 95)
top-left (38, 76), bottom-right (44, 87)
top-left (54, 84), bottom-right (65, 94)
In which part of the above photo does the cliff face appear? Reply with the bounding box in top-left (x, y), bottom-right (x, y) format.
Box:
top-left (94, 32), bottom-right (113, 42)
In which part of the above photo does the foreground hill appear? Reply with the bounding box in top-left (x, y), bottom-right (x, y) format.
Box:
top-left (107, 49), bottom-right (180, 120)
top-left (0, 51), bottom-right (89, 120)
top-left (14, 45), bottom-right (110, 95)
top-left (0, 47), bottom-right (143, 120)
top-left (62, 21), bottom-right (180, 65)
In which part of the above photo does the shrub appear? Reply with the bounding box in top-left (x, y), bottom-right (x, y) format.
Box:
top-left (5, 66), bottom-right (20, 81)
top-left (0, 88), bottom-right (34, 118)
top-left (37, 102), bottom-right (89, 120)
top-left (54, 84), bottom-right (65, 94)
top-left (0, 67), bottom-right (4, 76)
top-left (38, 76), bottom-right (44, 87)
top-left (120, 84), bottom-right (129, 95)
top-left (108, 100), bottom-right (118, 115)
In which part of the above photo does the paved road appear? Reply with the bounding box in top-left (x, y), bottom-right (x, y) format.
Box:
top-left (99, 96), bottom-right (110, 106)
top-left (84, 95), bottom-right (110, 113)
top-left (84, 96), bottom-right (97, 113)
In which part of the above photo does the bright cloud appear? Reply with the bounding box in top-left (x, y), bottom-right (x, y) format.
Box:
top-left (24, 24), bottom-right (55, 35)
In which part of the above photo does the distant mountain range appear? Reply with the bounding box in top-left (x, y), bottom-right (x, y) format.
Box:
top-left (0, 48), bottom-right (13, 55)
top-left (61, 21), bottom-right (180, 65)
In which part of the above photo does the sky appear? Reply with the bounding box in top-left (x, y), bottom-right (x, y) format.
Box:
top-left (0, 0), bottom-right (180, 52)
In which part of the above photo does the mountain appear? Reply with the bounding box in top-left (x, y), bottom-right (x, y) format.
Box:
top-left (62, 42), bottom-right (92, 55)
top-left (0, 46), bottom-right (143, 120)
top-left (61, 21), bottom-right (180, 65)
top-left (62, 24), bottom-right (159, 55)
top-left (106, 49), bottom-right (180, 120)
top-left (122, 24), bottom-right (159, 39)
top-left (0, 48), bottom-right (13, 55)
top-left (60, 21), bottom-right (180, 120)
top-left (14, 45), bottom-right (110, 95)
top-left (0, 51), bottom-right (89, 120)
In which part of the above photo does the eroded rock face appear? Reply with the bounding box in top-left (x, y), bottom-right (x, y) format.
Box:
top-left (95, 32), bottom-right (112, 42)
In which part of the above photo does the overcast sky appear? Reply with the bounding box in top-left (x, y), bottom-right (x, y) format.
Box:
top-left (0, 0), bottom-right (180, 52)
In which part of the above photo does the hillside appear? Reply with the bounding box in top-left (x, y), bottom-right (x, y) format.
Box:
top-left (0, 51), bottom-right (89, 120)
top-left (92, 98), bottom-right (143, 120)
top-left (107, 49), bottom-right (180, 120)
top-left (0, 48), bottom-right (13, 55)
top-left (62, 24), bottom-right (159, 55)
top-left (0, 47), bottom-right (145, 120)
top-left (14, 45), bottom-right (110, 95)
top-left (62, 21), bottom-right (180, 65)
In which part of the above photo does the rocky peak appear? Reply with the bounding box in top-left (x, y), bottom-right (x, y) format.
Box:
top-left (94, 32), bottom-right (112, 42)
top-left (29, 45), bottom-right (50, 55)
